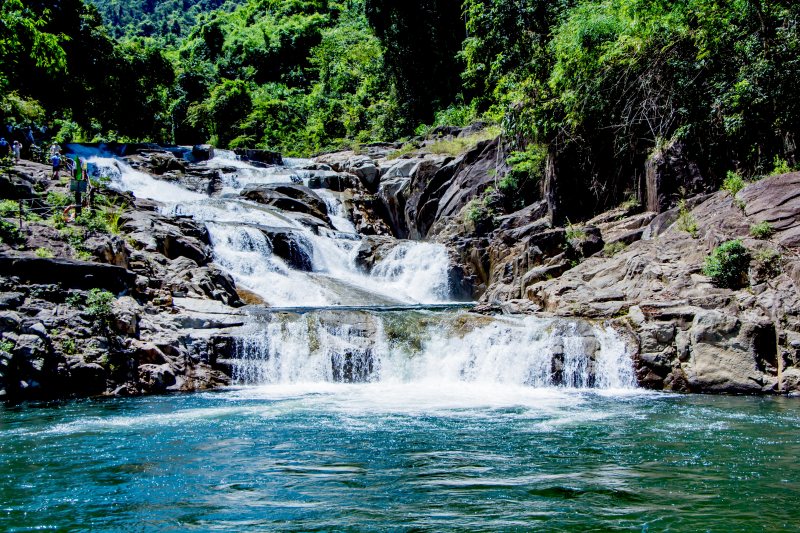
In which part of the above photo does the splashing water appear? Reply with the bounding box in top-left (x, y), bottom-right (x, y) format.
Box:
top-left (231, 311), bottom-right (637, 391)
top-left (77, 146), bottom-right (456, 306)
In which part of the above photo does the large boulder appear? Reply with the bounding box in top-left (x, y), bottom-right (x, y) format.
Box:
top-left (306, 171), bottom-right (360, 192)
top-left (233, 149), bottom-right (282, 166)
top-left (191, 144), bottom-right (215, 162)
top-left (241, 184), bottom-right (330, 223)
top-left (740, 172), bottom-right (800, 247)
top-left (259, 227), bottom-right (314, 271)
top-left (0, 256), bottom-right (136, 293)
top-left (645, 140), bottom-right (706, 213)
top-left (378, 177), bottom-right (411, 238)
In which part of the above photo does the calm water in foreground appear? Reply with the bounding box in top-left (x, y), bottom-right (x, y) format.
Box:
top-left (1, 384), bottom-right (799, 531)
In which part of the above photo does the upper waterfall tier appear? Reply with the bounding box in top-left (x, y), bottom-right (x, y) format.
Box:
top-left (72, 146), bottom-right (458, 307)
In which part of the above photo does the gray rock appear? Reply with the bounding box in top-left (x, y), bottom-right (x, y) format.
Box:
top-left (260, 227), bottom-right (314, 272)
top-left (191, 144), bottom-right (215, 162)
top-left (0, 292), bottom-right (24, 310)
top-left (241, 184), bottom-right (330, 223)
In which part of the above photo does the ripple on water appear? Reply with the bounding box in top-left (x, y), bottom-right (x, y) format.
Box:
top-left (2, 390), bottom-right (800, 531)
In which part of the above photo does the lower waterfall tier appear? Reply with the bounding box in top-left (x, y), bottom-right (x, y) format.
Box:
top-left (229, 310), bottom-right (635, 390)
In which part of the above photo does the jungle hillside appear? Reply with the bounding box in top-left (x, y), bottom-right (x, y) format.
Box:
top-left (2, 0), bottom-right (799, 211)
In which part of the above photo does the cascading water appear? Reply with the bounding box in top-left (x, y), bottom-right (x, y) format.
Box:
top-left (78, 147), bottom-right (453, 306)
top-left (230, 311), bottom-right (637, 390)
top-left (69, 144), bottom-right (637, 391)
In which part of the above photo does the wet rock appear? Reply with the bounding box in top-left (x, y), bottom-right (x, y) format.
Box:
top-left (191, 144), bottom-right (215, 162)
top-left (378, 177), bottom-right (411, 238)
top-left (354, 236), bottom-right (399, 271)
top-left (260, 227), bottom-right (314, 272)
top-left (241, 184), bottom-right (330, 223)
top-left (233, 149), bottom-right (282, 166)
top-left (348, 158), bottom-right (380, 192)
top-left (306, 171), bottom-right (360, 192)
top-left (130, 151), bottom-right (186, 175)
top-left (343, 192), bottom-right (393, 236)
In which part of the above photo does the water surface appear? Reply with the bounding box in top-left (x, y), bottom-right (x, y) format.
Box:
top-left (2, 387), bottom-right (798, 531)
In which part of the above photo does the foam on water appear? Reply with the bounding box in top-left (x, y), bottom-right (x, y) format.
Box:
top-left (231, 312), bottom-right (637, 390)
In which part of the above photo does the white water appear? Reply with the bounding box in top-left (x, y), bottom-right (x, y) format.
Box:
top-left (231, 312), bottom-right (637, 390)
top-left (71, 145), bottom-right (637, 391)
top-left (81, 148), bottom-right (453, 306)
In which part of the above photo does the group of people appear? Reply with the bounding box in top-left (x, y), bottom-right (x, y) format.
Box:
top-left (0, 137), bottom-right (23, 161)
top-left (49, 143), bottom-right (87, 181)
top-left (0, 137), bottom-right (89, 182)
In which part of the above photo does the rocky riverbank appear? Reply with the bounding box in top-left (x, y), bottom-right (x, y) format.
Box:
top-left (2, 132), bottom-right (799, 401)
top-left (312, 130), bottom-right (800, 395)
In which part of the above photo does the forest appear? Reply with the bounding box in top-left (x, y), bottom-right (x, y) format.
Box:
top-left (2, 0), bottom-right (799, 211)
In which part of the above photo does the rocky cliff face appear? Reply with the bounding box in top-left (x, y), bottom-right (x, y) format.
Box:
top-left (0, 160), bottom-right (244, 402)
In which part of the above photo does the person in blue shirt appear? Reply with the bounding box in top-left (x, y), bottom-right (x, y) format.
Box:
top-left (0, 138), bottom-right (9, 158)
top-left (52, 151), bottom-right (61, 180)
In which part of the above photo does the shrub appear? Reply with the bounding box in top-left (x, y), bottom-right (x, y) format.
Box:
top-left (772, 156), bottom-right (791, 175)
top-left (0, 199), bottom-right (20, 218)
top-left (676, 200), bottom-right (699, 238)
top-left (46, 191), bottom-right (72, 209)
top-left (501, 143), bottom-right (547, 195)
top-left (703, 240), bottom-right (751, 289)
top-left (85, 288), bottom-right (115, 325)
top-left (753, 249), bottom-right (782, 280)
top-left (0, 220), bottom-right (24, 246)
top-left (750, 221), bottom-right (774, 239)
top-left (722, 171), bottom-right (746, 196)
top-left (61, 338), bottom-right (77, 355)
top-left (386, 143), bottom-right (418, 160)
top-left (34, 247), bottom-right (54, 258)
top-left (0, 339), bottom-right (14, 354)
top-left (603, 241), bottom-right (627, 257)
top-left (464, 190), bottom-right (497, 231)
top-left (565, 221), bottom-right (587, 242)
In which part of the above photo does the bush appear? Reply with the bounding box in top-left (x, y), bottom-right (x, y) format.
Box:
top-left (0, 199), bottom-right (20, 218)
top-left (0, 220), bottom-right (24, 246)
top-left (772, 156), bottom-right (792, 175)
top-left (750, 221), bottom-right (774, 239)
top-left (85, 288), bottom-right (115, 325)
top-left (753, 249), bottom-right (782, 280)
top-left (722, 172), bottom-right (746, 196)
top-left (603, 241), bottom-right (627, 257)
top-left (676, 200), bottom-right (699, 238)
top-left (0, 339), bottom-right (14, 354)
top-left (703, 240), bottom-right (751, 289)
top-left (34, 247), bottom-right (54, 258)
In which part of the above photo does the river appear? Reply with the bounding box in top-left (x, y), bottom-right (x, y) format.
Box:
top-left (1, 389), bottom-right (799, 531)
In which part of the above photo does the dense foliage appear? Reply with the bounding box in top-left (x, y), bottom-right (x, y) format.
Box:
top-left (2, 0), bottom-right (799, 195)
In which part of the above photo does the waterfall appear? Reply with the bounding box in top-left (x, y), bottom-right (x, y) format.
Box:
top-left (70, 144), bottom-right (638, 391)
top-left (80, 148), bottom-right (454, 306)
top-left (230, 311), bottom-right (637, 390)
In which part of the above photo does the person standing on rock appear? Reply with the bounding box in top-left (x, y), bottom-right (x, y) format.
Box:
top-left (51, 151), bottom-right (61, 180)
top-left (12, 140), bottom-right (21, 162)
top-left (0, 138), bottom-right (9, 159)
